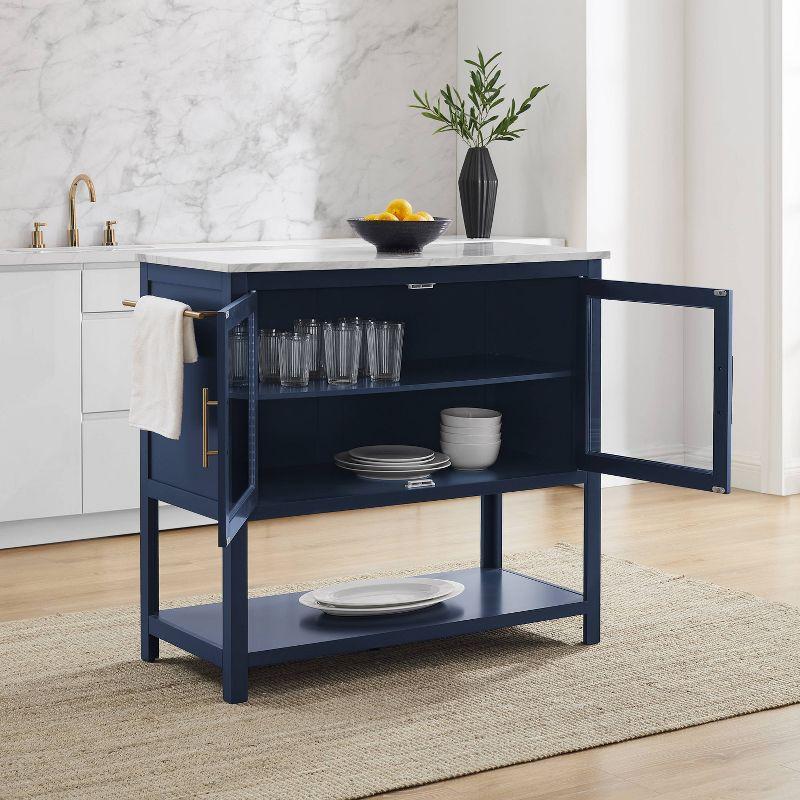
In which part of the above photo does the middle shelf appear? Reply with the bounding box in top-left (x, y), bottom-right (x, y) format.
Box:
top-left (254, 451), bottom-right (583, 519)
top-left (234, 355), bottom-right (572, 400)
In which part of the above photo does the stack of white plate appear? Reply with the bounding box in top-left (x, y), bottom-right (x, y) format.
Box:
top-left (335, 444), bottom-right (451, 481)
top-left (440, 407), bottom-right (502, 469)
top-left (299, 576), bottom-right (465, 616)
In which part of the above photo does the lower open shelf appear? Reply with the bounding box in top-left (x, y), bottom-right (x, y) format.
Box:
top-left (152, 567), bottom-right (586, 669)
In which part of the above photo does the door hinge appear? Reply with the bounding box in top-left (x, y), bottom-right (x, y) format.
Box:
top-left (712, 486), bottom-right (726, 493)
top-left (713, 289), bottom-right (728, 297)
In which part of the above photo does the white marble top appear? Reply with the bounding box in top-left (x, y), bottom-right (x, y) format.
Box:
top-left (138, 237), bottom-right (610, 273)
top-left (0, 235), bottom-right (597, 270)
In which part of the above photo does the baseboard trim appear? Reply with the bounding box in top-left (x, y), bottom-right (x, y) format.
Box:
top-left (599, 446), bottom-right (762, 492)
top-left (783, 462), bottom-right (800, 495)
top-left (0, 506), bottom-right (213, 550)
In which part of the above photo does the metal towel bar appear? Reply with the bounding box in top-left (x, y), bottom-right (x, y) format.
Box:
top-left (122, 299), bottom-right (218, 319)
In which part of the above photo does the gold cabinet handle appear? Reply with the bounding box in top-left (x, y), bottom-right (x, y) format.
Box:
top-left (202, 387), bottom-right (219, 468)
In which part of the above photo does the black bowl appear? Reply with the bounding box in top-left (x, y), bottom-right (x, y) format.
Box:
top-left (347, 217), bottom-right (451, 255)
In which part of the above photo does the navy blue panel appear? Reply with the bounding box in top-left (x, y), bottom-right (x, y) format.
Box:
top-left (243, 260), bottom-right (594, 291)
top-left (218, 292), bottom-right (258, 545)
top-left (578, 278), bottom-right (733, 493)
top-left (144, 479), bottom-right (217, 519)
top-left (485, 278), bottom-right (578, 365)
top-left (145, 264), bottom-right (231, 501)
top-left (149, 614), bottom-right (223, 667)
top-left (155, 567), bottom-right (585, 667)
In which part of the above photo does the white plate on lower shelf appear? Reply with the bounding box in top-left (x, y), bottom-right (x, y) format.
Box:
top-left (348, 445), bottom-right (434, 464)
top-left (299, 583), bottom-right (465, 616)
top-left (313, 577), bottom-right (458, 608)
top-left (335, 451), bottom-right (450, 472)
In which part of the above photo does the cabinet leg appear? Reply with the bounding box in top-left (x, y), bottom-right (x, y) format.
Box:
top-left (222, 523), bottom-right (249, 703)
top-left (480, 494), bottom-right (502, 568)
top-left (583, 473), bottom-right (601, 645)
top-left (140, 496), bottom-right (159, 662)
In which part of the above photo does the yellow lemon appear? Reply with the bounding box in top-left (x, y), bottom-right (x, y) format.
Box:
top-left (385, 198), bottom-right (413, 220)
top-left (405, 212), bottom-right (429, 221)
top-left (364, 211), bottom-right (399, 221)
top-left (415, 210), bottom-right (434, 221)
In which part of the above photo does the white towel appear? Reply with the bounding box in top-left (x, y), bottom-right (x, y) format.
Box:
top-left (129, 295), bottom-right (199, 440)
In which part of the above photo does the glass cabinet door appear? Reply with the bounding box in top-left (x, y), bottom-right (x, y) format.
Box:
top-left (578, 278), bottom-right (732, 493)
top-left (217, 291), bottom-right (258, 544)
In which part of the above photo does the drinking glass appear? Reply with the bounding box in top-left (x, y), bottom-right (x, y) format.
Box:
top-left (258, 329), bottom-right (282, 384)
top-left (279, 332), bottom-right (311, 388)
top-left (323, 322), bottom-right (360, 385)
top-left (229, 323), bottom-right (249, 388)
top-left (366, 321), bottom-right (404, 382)
top-left (339, 317), bottom-right (373, 377)
top-left (294, 319), bottom-right (325, 378)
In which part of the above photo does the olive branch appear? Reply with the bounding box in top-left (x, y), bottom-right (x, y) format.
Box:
top-left (410, 49), bottom-right (547, 148)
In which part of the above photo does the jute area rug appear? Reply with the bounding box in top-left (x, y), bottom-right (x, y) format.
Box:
top-left (3, 544), bottom-right (799, 800)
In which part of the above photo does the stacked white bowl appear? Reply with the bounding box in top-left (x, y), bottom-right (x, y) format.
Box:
top-left (440, 407), bottom-right (501, 470)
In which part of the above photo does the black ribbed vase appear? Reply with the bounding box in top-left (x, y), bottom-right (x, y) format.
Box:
top-left (458, 146), bottom-right (498, 238)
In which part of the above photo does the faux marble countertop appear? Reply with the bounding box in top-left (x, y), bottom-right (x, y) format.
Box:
top-left (0, 236), bottom-right (601, 270)
top-left (138, 237), bottom-right (609, 273)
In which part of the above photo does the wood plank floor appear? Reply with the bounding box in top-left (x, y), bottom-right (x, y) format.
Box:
top-left (1, 483), bottom-right (799, 799)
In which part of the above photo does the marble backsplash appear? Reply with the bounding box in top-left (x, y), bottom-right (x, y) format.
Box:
top-left (0, 0), bottom-right (456, 248)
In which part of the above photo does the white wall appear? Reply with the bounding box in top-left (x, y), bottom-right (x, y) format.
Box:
top-left (683, 0), bottom-right (773, 492)
top-left (0, 0), bottom-right (457, 247)
top-left (780, 0), bottom-right (800, 492)
top-left (459, 0), bottom-right (785, 492)
top-left (586, 0), bottom-right (687, 473)
top-left (457, 0), bottom-right (586, 245)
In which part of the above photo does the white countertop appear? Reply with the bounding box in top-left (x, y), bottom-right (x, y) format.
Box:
top-left (138, 237), bottom-right (609, 273)
top-left (0, 236), bottom-right (608, 272)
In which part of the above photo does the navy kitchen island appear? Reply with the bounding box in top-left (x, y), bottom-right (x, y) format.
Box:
top-left (133, 238), bottom-right (732, 703)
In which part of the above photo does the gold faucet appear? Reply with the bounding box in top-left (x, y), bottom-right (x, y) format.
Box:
top-left (68, 173), bottom-right (96, 246)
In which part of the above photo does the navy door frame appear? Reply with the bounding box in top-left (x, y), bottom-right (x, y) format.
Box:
top-left (217, 291), bottom-right (259, 546)
top-left (578, 278), bottom-right (732, 493)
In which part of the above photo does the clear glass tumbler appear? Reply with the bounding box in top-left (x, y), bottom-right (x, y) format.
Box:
top-left (294, 319), bottom-right (325, 378)
top-left (339, 317), bottom-right (372, 376)
top-left (323, 321), bottom-right (360, 385)
top-left (366, 321), bottom-right (404, 382)
top-left (278, 332), bottom-right (311, 388)
top-left (229, 323), bottom-right (249, 388)
top-left (258, 329), bottom-right (282, 384)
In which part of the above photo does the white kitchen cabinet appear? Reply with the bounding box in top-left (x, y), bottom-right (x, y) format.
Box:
top-left (82, 315), bottom-right (134, 412)
top-left (83, 414), bottom-right (138, 513)
top-left (82, 265), bottom-right (139, 312)
top-left (0, 268), bottom-right (82, 523)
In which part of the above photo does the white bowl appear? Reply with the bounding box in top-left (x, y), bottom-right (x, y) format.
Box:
top-left (440, 407), bottom-right (502, 429)
top-left (440, 440), bottom-right (501, 470)
top-left (440, 429), bottom-right (501, 444)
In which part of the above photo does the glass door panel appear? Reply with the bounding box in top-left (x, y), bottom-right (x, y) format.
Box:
top-left (217, 292), bottom-right (258, 544)
top-left (578, 279), bottom-right (732, 493)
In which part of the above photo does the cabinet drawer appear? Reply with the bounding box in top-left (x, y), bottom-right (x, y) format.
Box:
top-left (82, 266), bottom-right (139, 313)
top-left (82, 415), bottom-right (138, 513)
top-left (82, 316), bottom-right (133, 412)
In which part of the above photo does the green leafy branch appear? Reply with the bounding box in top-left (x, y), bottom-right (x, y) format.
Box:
top-left (410, 49), bottom-right (547, 147)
